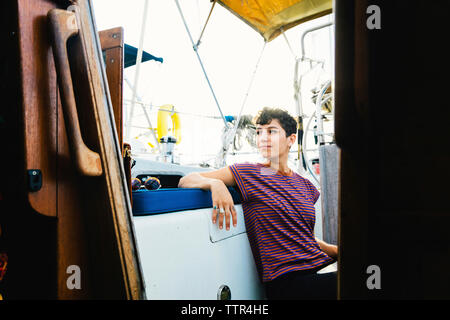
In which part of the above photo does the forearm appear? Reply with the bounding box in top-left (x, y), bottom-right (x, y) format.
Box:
top-left (178, 172), bottom-right (222, 190)
top-left (316, 237), bottom-right (338, 259)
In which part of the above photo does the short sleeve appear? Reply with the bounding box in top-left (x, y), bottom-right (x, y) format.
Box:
top-left (304, 179), bottom-right (320, 204)
top-left (228, 163), bottom-right (250, 202)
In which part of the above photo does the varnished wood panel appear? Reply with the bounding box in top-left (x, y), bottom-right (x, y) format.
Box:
top-left (61, 0), bottom-right (144, 299)
top-left (99, 27), bottom-right (124, 151)
top-left (17, 0), bottom-right (60, 217)
top-left (9, 0), bottom-right (144, 299)
top-left (56, 90), bottom-right (93, 299)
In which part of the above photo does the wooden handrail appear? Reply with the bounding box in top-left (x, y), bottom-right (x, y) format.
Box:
top-left (48, 9), bottom-right (102, 176)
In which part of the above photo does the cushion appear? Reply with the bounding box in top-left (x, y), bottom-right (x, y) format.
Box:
top-left (132, 187), bottom-right (242, 215)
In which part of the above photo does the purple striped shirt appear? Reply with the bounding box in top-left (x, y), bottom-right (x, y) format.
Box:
top-left (229, 162), bottom-right (334, 282)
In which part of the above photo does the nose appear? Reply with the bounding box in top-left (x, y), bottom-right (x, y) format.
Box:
top-left (258, 129), bottom-right (269, 142)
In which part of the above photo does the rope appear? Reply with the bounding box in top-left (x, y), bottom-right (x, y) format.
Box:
top-left (196, 0), bottom-right (218, 47)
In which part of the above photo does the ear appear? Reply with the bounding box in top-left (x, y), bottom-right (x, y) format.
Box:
top-left (288, 134), bottom-right (296, 147)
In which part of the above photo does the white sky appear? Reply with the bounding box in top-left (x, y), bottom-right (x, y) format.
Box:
top-left (92, 0), bottom-right (334, 166)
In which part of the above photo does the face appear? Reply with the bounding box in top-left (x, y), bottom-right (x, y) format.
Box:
top-left (256, 119), bottom-right (295, 161)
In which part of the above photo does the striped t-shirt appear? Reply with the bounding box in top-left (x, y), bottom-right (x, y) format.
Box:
top-left (229, 162), bottom-right (334, 282)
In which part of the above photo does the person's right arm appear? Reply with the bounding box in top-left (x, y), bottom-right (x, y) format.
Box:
top-left (178, 167), bottom-right (237, 230)
top-left (315, 237), bottom-right (338, 259)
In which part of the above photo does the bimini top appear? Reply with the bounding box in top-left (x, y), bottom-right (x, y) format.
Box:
top-left (216, 0), bottom-right (332, 42)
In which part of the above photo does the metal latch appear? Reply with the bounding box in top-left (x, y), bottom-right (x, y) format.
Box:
top-left (27, 169), bottom-right (42, 192)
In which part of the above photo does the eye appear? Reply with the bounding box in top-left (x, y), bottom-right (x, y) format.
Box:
top-left (256, 130), bottom-right (261, 135)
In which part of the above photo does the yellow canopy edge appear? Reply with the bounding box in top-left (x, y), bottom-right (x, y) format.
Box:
top-left (217, 0), bottom-right (332, 42)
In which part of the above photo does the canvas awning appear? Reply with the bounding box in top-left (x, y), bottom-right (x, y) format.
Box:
top-left (215, 0), bottom-right (332, 42)
top-left (124, 44), bottom-right (163, 68)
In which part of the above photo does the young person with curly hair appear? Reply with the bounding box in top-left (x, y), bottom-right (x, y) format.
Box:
top-left (179, 107), bottom-right (337, 300)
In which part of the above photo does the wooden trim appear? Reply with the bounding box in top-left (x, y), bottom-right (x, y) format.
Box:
top-left (99, 27), bottom-right (124, 152)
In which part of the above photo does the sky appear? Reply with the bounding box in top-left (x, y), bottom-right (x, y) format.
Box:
top-left (91, 0), bottom-right (334, 167)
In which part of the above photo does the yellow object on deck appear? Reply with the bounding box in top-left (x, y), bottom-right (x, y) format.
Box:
top-left (217, 0), bottom-right (332, 42)
top-left (157, 105), bottom-right (181, 144)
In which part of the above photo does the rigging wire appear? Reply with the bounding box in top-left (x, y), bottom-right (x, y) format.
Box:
top-left (174, 0), bottom-right (228, 127)
top-left (280, 27), bottom-right (297, 60)
top-left (280, 26), bottom-right (307, 173)
top-left (126, 0), bottom-right (150, 142)
top-left (124, 78), bottom-right (161, 152)
top-left (123, 99), bottom-right (225, 120)
top-left (223, 41), bottom-right (267, 154)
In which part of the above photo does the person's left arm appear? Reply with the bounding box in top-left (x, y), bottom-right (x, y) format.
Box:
top-left (315, 237), bottom-right (338, 259)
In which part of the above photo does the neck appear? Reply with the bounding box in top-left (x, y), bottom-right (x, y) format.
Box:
top-left (266, 157), bottom-right (290, 175)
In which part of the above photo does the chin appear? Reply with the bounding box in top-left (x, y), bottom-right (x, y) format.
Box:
top-left (258, 147), bottom-right (281, 160)
top-left (259, 152), bottom-right (277, 161)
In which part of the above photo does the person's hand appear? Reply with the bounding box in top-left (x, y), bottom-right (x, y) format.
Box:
top-left (210, 179), bottom-right (237, 230)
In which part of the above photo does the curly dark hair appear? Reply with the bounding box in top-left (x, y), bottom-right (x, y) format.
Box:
top-left (254, 107), bottom-right (297, 137)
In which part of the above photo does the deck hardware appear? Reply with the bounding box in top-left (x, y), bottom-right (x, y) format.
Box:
top-left (217, 284), bottom-right (231, 300)
top-left (27, 169), bottom-right (42, 192)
